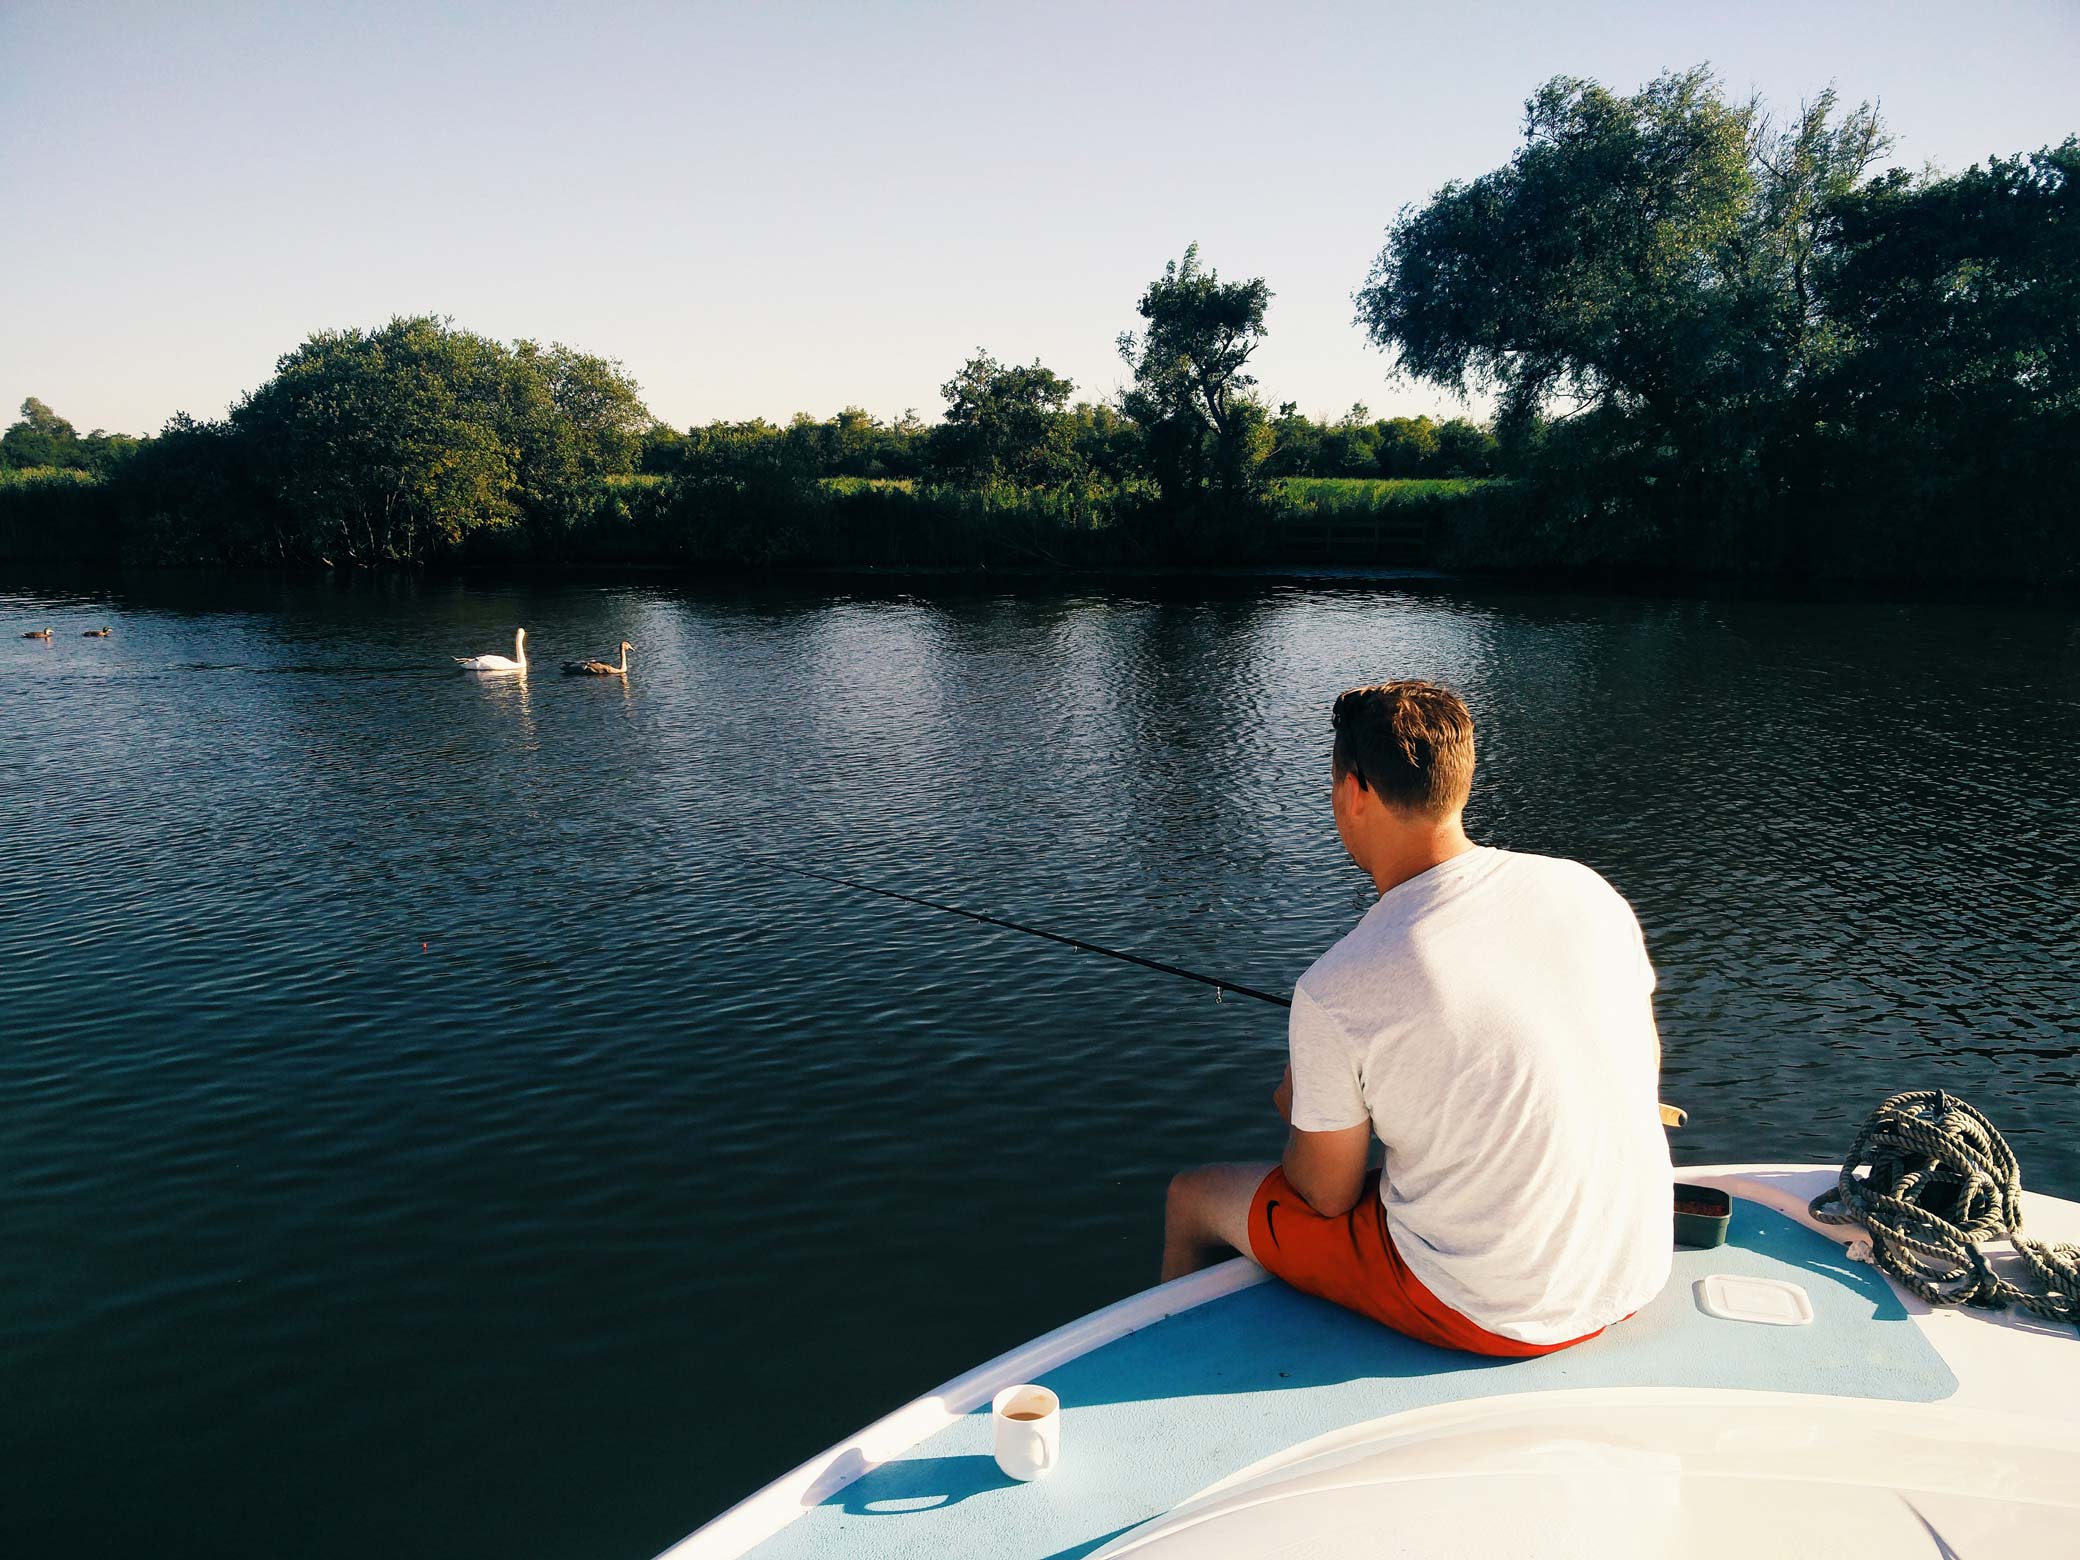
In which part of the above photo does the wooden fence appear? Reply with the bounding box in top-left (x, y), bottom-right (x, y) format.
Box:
top-left (1269, 511), bottom-right (1432, 565)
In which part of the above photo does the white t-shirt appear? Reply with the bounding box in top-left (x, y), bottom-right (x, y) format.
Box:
top-left (1288, 845), bottom-right (1673, 1344)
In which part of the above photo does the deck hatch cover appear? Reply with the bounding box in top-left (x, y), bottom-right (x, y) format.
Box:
top-left (1695, 1274), bottom-right (1814, 1326)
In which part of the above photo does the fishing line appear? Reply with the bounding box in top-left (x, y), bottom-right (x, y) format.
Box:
top-left (761, 858), bottom-right (1690, 1128)
top-left (759, 859), bottom-right (1291, 1009)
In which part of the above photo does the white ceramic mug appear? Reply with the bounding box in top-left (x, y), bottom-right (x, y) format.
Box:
top-left (991, 1383), bottom-right (1060, 1481)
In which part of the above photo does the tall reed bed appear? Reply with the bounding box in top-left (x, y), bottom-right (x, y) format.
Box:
top-left (1272, 477), bottom-right (1494, 514)
top-left (0, 467), bottom-right (121, 561)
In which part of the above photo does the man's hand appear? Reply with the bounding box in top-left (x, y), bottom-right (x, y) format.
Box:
top-left (1273, 1065), bottom-right (1293, 1125)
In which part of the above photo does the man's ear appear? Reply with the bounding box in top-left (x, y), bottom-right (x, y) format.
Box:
top-left (1335, 766), bottom-right (1371, 814)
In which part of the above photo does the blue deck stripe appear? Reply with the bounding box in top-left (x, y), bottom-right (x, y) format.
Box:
top-left (745, 1204), bottom-right (1954, 1560)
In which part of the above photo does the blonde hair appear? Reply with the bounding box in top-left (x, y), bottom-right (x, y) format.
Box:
top-left (1331, 680), bottom-right (1474, 818)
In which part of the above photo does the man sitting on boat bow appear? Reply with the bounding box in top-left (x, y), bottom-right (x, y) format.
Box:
top-left (1161, 680), bottom-right (1673, 1356)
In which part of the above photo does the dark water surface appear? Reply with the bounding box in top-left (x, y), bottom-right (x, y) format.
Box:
top-left (5, 572), bottom-right (2076, 1559)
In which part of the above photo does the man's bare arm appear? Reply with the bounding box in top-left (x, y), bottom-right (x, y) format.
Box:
top-left (1282, 1123), bottom-right (1371, 1217)
top-left (1273, 1064), bottom-right (1371, 1217)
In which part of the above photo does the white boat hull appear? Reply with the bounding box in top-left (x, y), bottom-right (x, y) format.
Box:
top-left (661, 1164), bottom-right (2080, 1560)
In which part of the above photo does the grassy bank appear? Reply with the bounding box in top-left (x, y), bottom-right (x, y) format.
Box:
top-left (1275, 476), bottom-right (1492, 512)
top-left (10, 466), bottom-right (2060, 589)
top-left (459, 476), bottom-right (1522, 571)
top-left (0, 470), bottom-right (1509, 573)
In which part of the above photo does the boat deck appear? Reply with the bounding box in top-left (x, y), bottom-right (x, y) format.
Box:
top-left (669, 1168), bottom-right (2080, 1560)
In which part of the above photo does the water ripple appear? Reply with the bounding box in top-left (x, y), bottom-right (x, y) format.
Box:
top-left (2, 575), bottom-right (2075, 1560)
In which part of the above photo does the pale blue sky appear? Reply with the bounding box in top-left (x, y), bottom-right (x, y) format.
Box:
top-left (5, 0), bottom-right (2076, 437)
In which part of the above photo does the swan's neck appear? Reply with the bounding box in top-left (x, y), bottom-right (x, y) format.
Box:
top-left (514, 631), bottom-right (527, 667)
top-left (617, 646), bottom-right (628, 673)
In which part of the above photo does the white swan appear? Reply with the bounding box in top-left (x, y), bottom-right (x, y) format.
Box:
top-left (456, 627), bottom-right (527, 673)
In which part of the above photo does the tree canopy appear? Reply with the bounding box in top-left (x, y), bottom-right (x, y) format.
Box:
top-left (9, 82), bottom-right (2070, 588)
top-left (1357, 66), bottom-right (2075, 578)
top-left (1119, 244), bottom-right (1274, 498)
top-left (1357, 69), bottom-right (1786, 425)
top-left (0, 397), bottom-right (142, 475)
top-left (931, 352), bottom-right (1080, 489)
top-left (228, 316), bottom-right (648, 564)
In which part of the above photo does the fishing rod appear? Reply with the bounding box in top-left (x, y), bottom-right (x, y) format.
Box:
top-left (762, 860), bottom-right (1292, 1009)
top-left (758, 859), bottom-right (1692, 1129)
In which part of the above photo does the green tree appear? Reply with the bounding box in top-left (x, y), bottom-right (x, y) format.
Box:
top-left (878, 409), bottom-right (931, 480)
top-left (1066, 400), bottom-right (1142, 483)
top-left (827, 407), bottom-right (879, 477)
top-left (501, 340), bottom-right (650, 532)
top-left (0, 399), bottom-right (140, 476)
top-left (637, 422), bottom-right (690, 475)
top-left (1745, 91), bottom-right (1892, 388)
top-left (1118, 244), bottom-right (1274, 498)
top-left (1811, 140), bottom-right (2080, 574)
top-left (780, 411), bottom-right (838, 477)
top-left (1265, 403), bottom-right (1323, 477)
top-left (76, 430), bottom-right (142, 476)
top-left (1433, 417), bottom-right (1498, 476)
top-left (1374, 416), bottom-right (1439, 478)
top-left (683, 417), bottom-right (813, 490)
top-left (931, 351), bottom-right (1080, 488)
top-left (1, 398), bottom-right (79, 470)
top-left (1356, 69), bottom-right (1759, 429)
top-left (1318, 403), bottom-right (1383, 475)
top-left (121, 412), bottom-right (284, 562)
top-left (1354, 68), bottom-right (1903, 565)
top-left (227, 316), bottom-right (651, 563)
top-left (232, 316), bottom-right (522, 564)
top-left (1824, 141), bottom-right (2078, 419)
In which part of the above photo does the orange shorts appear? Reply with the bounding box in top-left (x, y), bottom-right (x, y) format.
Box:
top-left (1247, 1167), bottom-right (1607, 1358)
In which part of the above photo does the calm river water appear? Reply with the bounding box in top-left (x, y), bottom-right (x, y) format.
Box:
top-left (4, 572), bottom-right (2076, 1559)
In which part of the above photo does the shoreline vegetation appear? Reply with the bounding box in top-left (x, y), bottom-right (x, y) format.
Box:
top-left (4, 68), bottom-right (2074, 592)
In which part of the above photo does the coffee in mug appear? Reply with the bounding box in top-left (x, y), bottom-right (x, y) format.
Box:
top-left (991, 1384), bottom-right (1060, 1481)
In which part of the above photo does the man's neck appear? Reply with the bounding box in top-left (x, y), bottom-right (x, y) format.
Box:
top-left (1367, 822), bottom-right (1477, 897)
